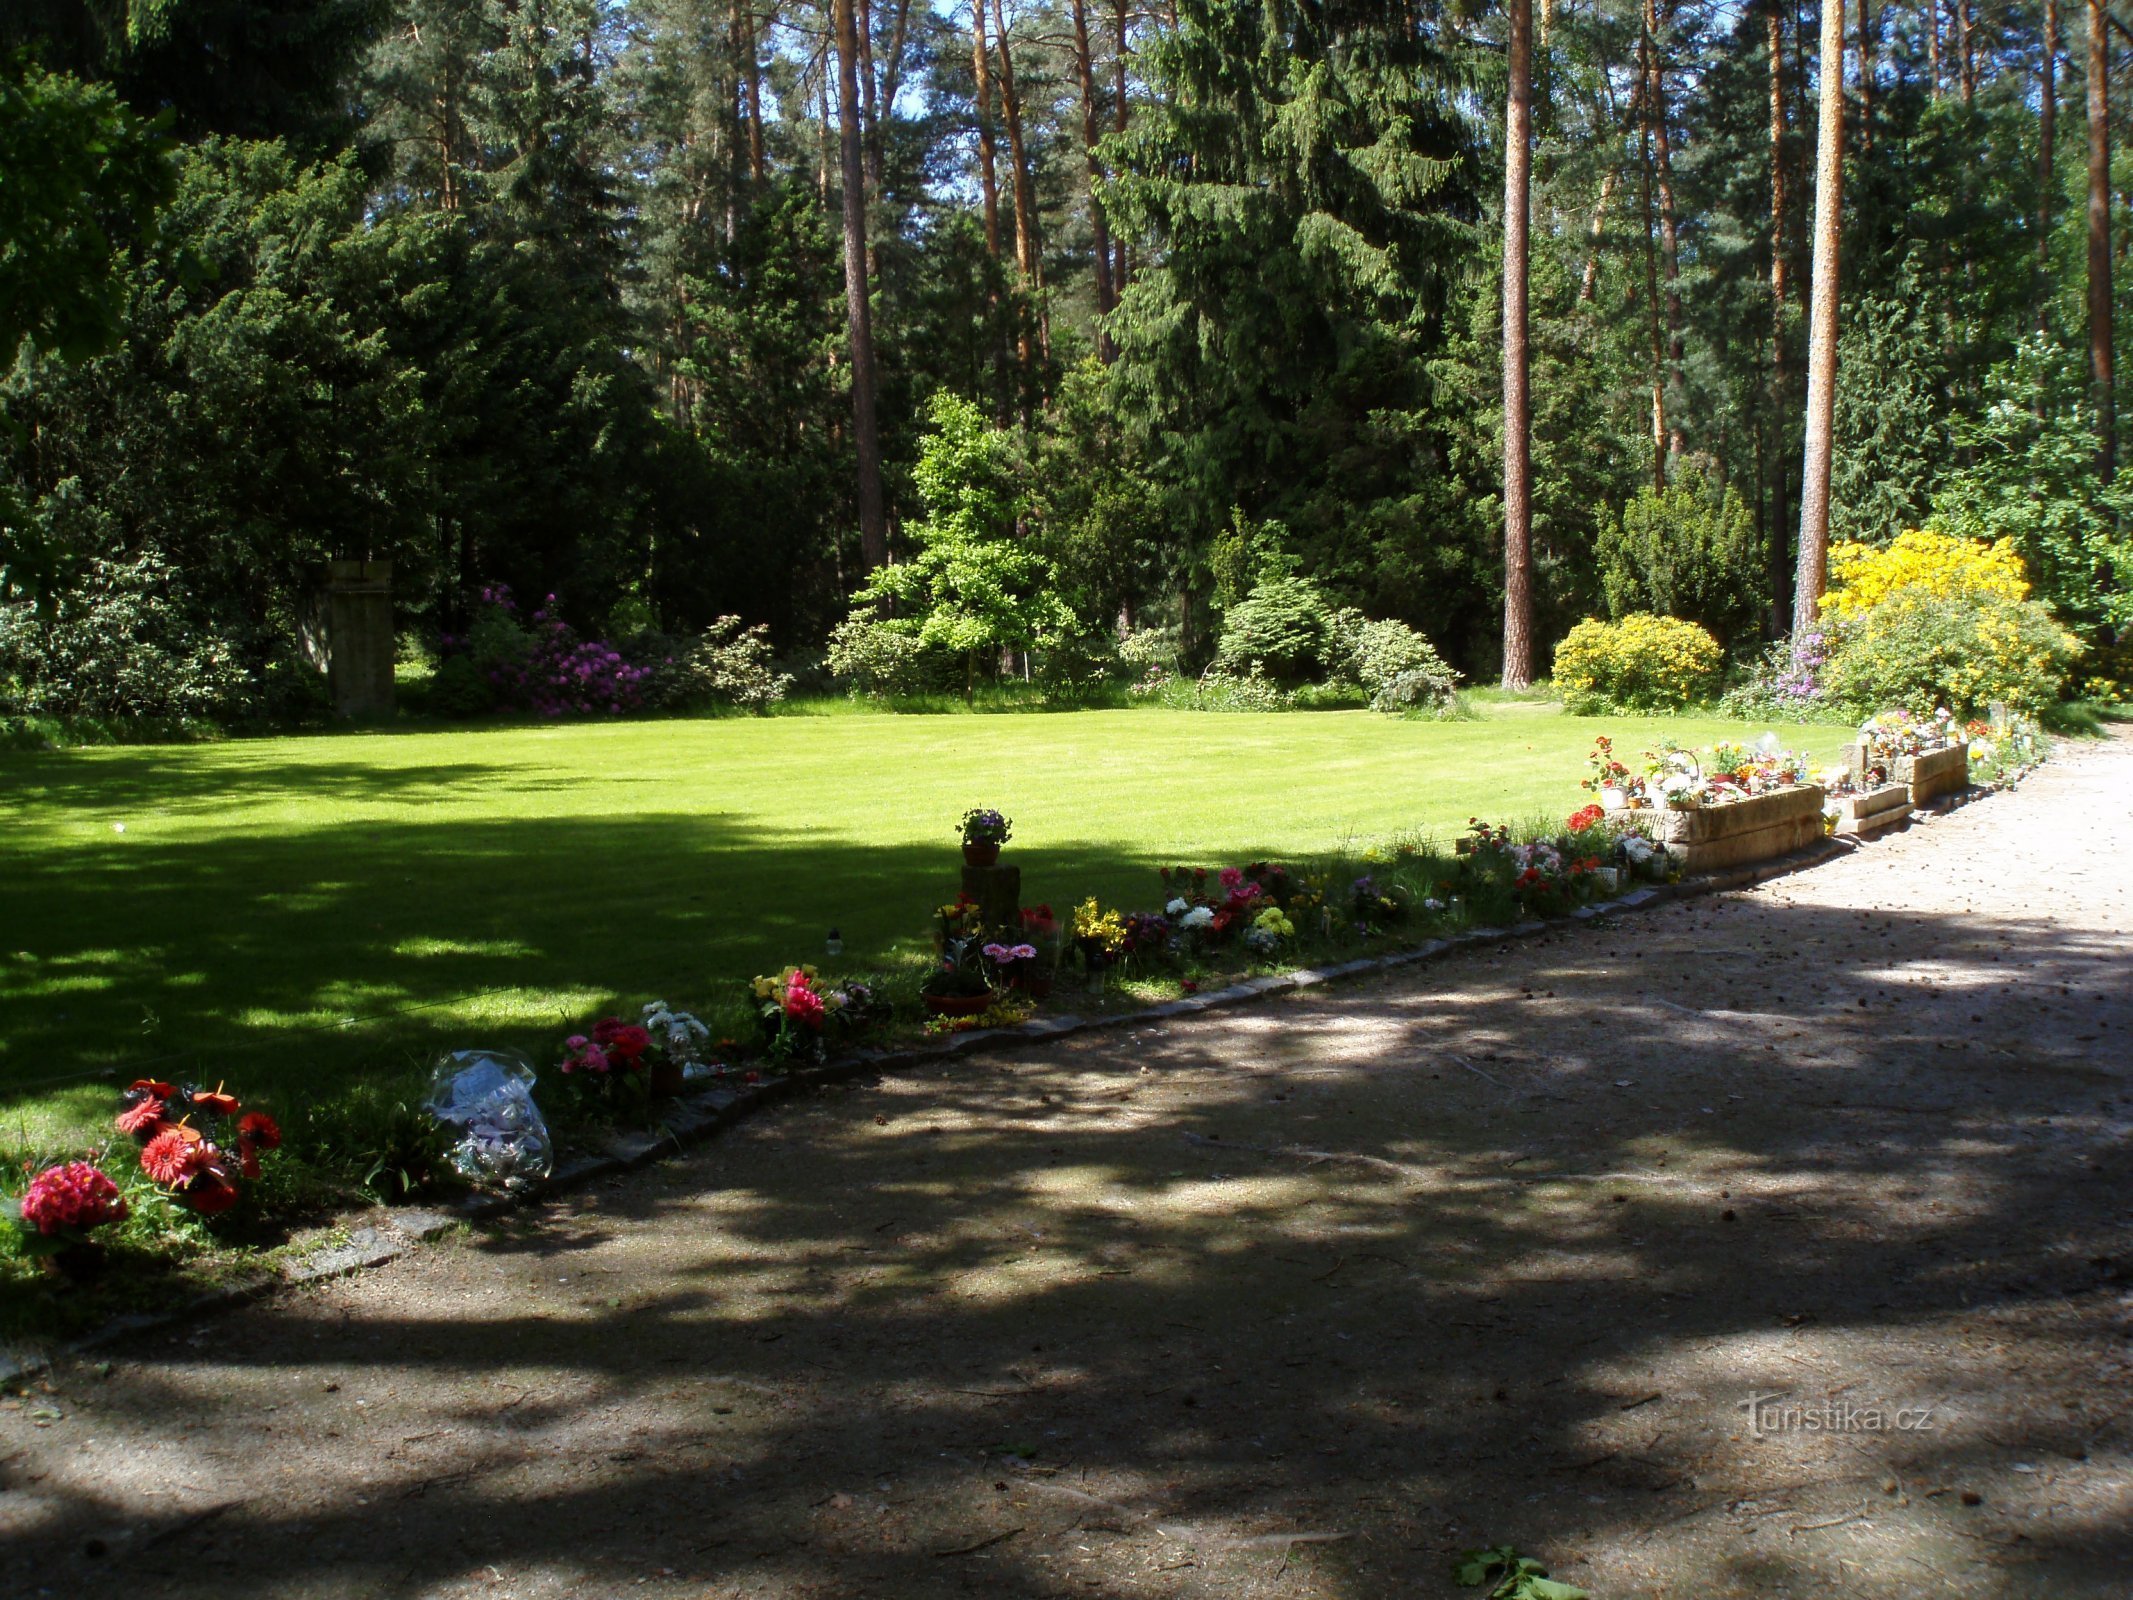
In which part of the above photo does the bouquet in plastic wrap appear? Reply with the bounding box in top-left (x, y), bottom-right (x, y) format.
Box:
top-left (425, 1051), bottom-right (553, 1190)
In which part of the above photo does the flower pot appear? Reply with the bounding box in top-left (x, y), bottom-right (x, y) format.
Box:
top-left (1599, 786), bottom-right (1629, 811)
top-left (923, 991), bottom-right (994, 1017)
top-left (647, 1058), bottom-right (686, 1099)
top-left (962, 841), bottom-right (1001, 867)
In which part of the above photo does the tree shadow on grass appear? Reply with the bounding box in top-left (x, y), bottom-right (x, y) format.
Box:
top-left (2, 890), bottom-right (2129, 1598)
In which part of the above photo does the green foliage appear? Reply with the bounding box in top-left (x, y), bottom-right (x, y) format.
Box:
top-left (1553, 614), bottom-right (1725, 714)
top-left (1830, 288), bottom-right (1947, 545)
top-left (0, 61), bottom-right (175, 366)
top-left (836, 394), bottom-right (1073, 694)
top-left (1596, 466), bottom-right (1763, 647)
top-left (294, 1082), bottom-right (455, 1202)
top-left (1338, 613), bottom-right (1461, 713)
top-left (1213, 573), bottom-right (1338, 683)
top-left (1453, 1545), bottom-right (1588, 1600)
top-left (661, 617), bottom-right (793, 713)
top-left (1822, 593), bottom-right (2083, 717)
top-left (0, 551), bottom-right (253, 718)
top-left (1928, 337), bottom-right (2133, 647)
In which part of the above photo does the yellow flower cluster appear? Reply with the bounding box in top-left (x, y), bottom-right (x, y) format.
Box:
top-left (1822, 531), bottom-right (2030, 618)
top-left (750, 963), bottom-right (820, 1001)
top-left (1071, 896), bottom-right (1126, 955)
top-left (1553, 613), bottom-right (1723, 711)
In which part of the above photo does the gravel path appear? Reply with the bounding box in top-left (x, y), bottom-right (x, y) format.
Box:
top-left (5, 734), bottom-right (2131, 1600)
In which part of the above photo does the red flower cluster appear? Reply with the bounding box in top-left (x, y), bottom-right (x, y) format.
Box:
top-left (561, 1018), bottom-right (653, 1077)
top-left (19, 1161), bottom-right (128, 1238)
top-left (1566, 803), bottom-right (1607, 833)
top-left (114, 1079), bottom-right (277, 1216)
top-left (782, 971), bottom-right (826, 1031)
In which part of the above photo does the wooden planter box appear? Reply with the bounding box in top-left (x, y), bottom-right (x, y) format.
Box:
top-left (1897, 743), bottom-right (1969, 807)
top-left (1829, 782), bottom-right (1911, 838)
top-left (1651, 785), bottom-right (1825, 874)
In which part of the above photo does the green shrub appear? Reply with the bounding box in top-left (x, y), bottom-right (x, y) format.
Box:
top-left (1821, 592), bottom-right (2081, 716)
top-left (1553, 613), bottom-right (1724, 713)
top-left (1337, 613), bottom-right (1461, 713)
top-left (1595, 467), bottom-right (1764, 646)
top-left (427, 653), bottom-right (495, 717)
top-left (670, 616), bottom-right (793, 712)
top-left (0, 553), bottom-right (252, 719)
top-left (825, 616), bottom-right (954, 695)
top-left (1213, 573), bottom-right (1337, 683)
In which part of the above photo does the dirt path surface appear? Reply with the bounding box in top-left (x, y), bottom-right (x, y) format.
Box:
top-left (6, 737), bottom-right (2132, 1600)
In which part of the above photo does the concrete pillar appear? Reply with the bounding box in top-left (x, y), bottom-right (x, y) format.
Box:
top-left (326, 560), bottom-right (395, 719)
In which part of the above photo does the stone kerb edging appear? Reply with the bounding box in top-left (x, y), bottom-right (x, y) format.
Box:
top-left (0, 766), bottom-right (2018, 1386)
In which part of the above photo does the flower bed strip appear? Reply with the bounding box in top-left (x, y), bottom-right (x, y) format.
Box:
top-left (0, 782), bottom-right (2025, 1387)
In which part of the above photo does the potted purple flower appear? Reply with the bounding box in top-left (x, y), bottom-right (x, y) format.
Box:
top-left (959, 807), bottom-right (1013, 867)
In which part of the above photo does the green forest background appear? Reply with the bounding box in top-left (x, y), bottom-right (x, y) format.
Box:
top-left (3, 0), bottom-right (2129, 720)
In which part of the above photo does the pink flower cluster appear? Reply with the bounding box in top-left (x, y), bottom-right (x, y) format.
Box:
top-left (20, 1161), bottom-right (128, 1237)
top-left (782, 971), bottom-right (826, 1031)
top-left (560, 1018), bottom-right (652, 1076)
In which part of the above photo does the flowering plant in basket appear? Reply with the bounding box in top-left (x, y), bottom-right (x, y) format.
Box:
top-left (114, 1078), bottom-right (280, 1216)
top-left (10, 1160), bottom-right (128, 1262)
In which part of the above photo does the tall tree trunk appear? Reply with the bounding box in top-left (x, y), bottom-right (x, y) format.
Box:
top-left (972, 0), bottom-right (1003, 259)
top-left (1646, 0), bottom-right (1684, 465)
top-left (1637, 21), bottom-right (1667, 488)
top-left (1857, 0), bottom-right (1874, 152)
top-left (1958, 0), bottom-right (1974, 102)
top-left (993, 0), bottom-right (1044, 371)
top-left (875, 0), bottom-right (913, 187)
top-left (1111, 0), bottom-right (1131, 297)
top-left (834, 0), bottom-right (888, 569)
top-left (2089, 0), bottom-right (2116, 478)
top-left (1069, 0), bottom-right (1116, 358)
top-left (1502, 0), bottom-right (1535, 689)
top-left (1769, 0), bottom-right (1794, 634)
top-left (1579, 169), bottom-right (1617, 302)
top-left (734, 0), bottom-right (766, 183)
top-left (2041, 0), bottom-right (2058, 327)
top-left (1795, 0), bottom-right (1845, 641)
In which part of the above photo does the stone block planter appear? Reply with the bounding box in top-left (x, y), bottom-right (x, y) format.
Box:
top-left (1650, 785), bottom-right (1826, 874)
top-left (1829, 782), bottom-right (1911, 838)
top-left (1897, 743), bottom-right (1969, 807)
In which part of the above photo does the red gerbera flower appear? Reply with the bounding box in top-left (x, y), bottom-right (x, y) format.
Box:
top-left (181, 1169), bottom-right (240, 1215)
top-left (116, 1095), bottom-right (169, 1139)
top-left (141, 1125), bottom-right (209, 1187)
top-left (601, 1024), bottom-right (651, 1064)
top-left (238, 1111), bottom-right (281, 1150)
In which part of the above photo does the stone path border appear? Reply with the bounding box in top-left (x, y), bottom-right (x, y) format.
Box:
top-left (0, 770), bottom-right (2025, 1387)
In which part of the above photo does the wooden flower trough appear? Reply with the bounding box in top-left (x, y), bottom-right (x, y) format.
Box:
top-left (1896, 743), bottom-right (1969, 807)
top-left (1651, 785), bottom-right (1826, 874)
top-left (1829, 783), bottom-right (1912, 838)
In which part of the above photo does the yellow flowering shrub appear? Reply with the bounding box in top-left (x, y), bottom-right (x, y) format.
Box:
top-left (1553, 613), bottom-right (1724, 713)
top-left (1822, 531), bottom-right (2030, 618)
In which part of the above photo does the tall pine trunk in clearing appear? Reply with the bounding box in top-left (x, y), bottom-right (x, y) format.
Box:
top-left (834, 0), bottom-right (887, 568)
top-left (1768, 0), bottom-right (1793, 633)
top-left (2088, 0), bottom-right (2114, 480)
top-left (1794, 0), bottom-right (1845, 643)
top-left (1069, 0), bottom-right (1116, 358)
top-left (1501, 0), bottom-right (1535, 689)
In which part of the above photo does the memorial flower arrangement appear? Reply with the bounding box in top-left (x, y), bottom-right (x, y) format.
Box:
top-left (1350, 874), bottom-right (1411, 932)
top-left (10, 1160), bottom-right (128, 1262)
top-left (959, 807), bottom-right (1013, 846)
top-left (1860, 707), bottom-right (1957, 762)
top-left (114, 1078), bottom-right (280, 1215)
top-left (1245, 906), bottom-right (1296, 954)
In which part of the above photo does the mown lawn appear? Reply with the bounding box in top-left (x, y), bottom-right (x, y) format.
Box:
top-left (0, 704), bottom-right (1854, 1150)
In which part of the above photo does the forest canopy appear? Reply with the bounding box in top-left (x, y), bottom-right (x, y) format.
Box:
top-left (3, 0), bottom-right (2129, 720)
